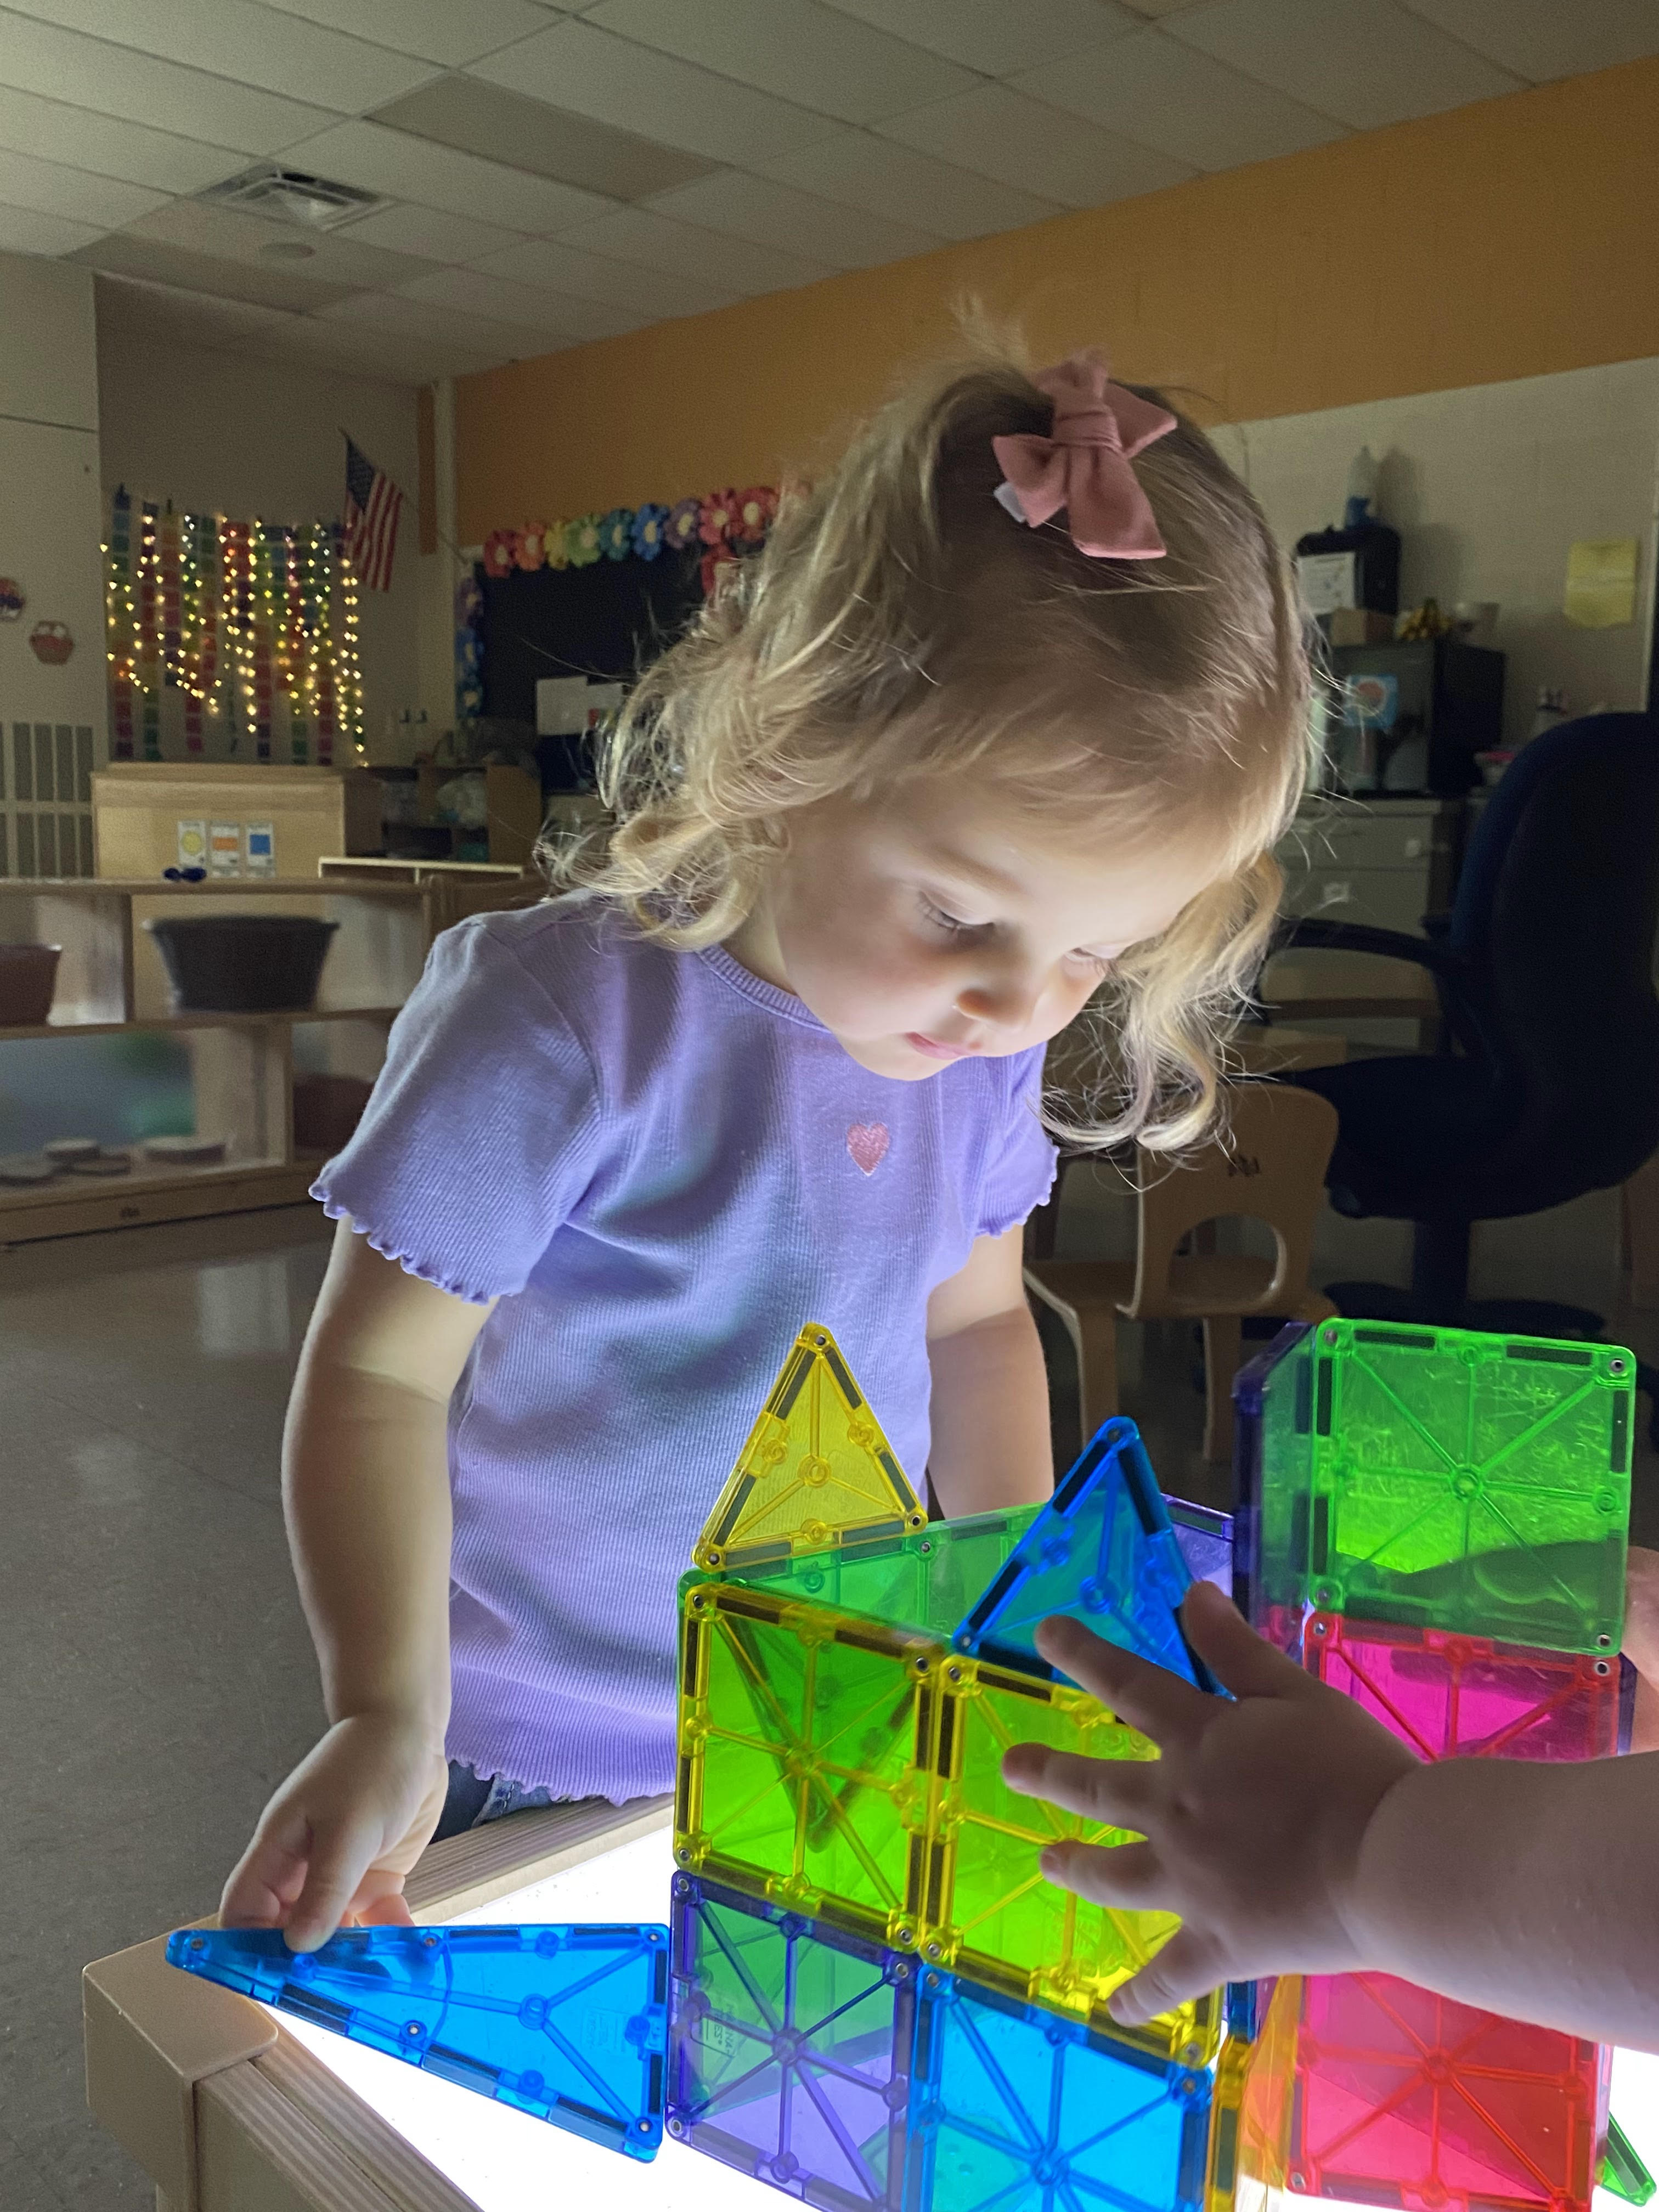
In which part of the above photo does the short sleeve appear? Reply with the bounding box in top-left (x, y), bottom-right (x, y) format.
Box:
top-left (974, 1046), bottom-right (1058, 1240)
top-left (312, 916), bottom-right (601, 1303)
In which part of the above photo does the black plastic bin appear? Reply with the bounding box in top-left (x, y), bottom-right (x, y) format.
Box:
top-left (145, 915), bottom-right (339, 1012)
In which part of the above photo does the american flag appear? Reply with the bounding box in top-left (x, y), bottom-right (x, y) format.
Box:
top-left (342, 435), bottom-right (403, 592)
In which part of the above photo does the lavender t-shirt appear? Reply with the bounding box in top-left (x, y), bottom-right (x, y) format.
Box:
top-left (313, 896), bottom-right (1056, 1803)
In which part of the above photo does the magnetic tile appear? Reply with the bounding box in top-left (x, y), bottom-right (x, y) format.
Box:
top-left (168, 1921), bottom-right (670, 2159)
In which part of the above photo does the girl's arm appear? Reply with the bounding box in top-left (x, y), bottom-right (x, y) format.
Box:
top-left (218, 1218), bottom-right (494, 1948)
top-left (926, 1226), bottom-right (1053, 1514)
top-left (1003, 1585), bottom-right (1659, 2053)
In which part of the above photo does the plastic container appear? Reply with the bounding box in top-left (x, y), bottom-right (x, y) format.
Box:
top-left (0, 943), bottom-right (61, 1026)
top-left (144, 915), bottom-right (338, 1012)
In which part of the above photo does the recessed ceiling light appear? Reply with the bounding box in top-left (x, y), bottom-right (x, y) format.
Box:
top-left (259, 239), bottom-right (317, 261)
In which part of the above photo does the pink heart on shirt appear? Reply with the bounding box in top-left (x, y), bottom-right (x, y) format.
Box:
top-left (847, 1122), bottom-right (889, 1175)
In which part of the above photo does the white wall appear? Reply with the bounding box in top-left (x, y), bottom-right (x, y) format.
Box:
top-left (0, 256), bottom-right (107, 738)
top-left (94, 280), bottom-right (424, 760)
top-left (1212, 359), bottom-right (1659, 749)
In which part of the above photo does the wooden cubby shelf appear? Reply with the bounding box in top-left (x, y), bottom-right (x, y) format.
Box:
top-left (0, 870), bottom-right (539, 1245)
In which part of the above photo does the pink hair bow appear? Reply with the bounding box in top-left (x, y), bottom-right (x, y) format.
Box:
top-left (991, 351), bottom-right (1177, 560)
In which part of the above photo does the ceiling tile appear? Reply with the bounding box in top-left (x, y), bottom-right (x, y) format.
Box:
top-left (819, 0), bottom-right (1140, 75)
top-left (320, 286), bottom-right (577, 363)
top-left (753, 128), bottom-right (1065, 238)
top-left (1, 0), bottom-right (439, 115)
top-left (552, 205), bottom-right (836, 295)
top-left (472, 236), bottom-right (740, 318)
top-left (1167, 0), bottom-right (1525, 128)
top-left (393, 264), bottom-right (643, 340)
top-left (584, 0), bottom-right (977, 123)
top-left (279, 120), bottom-right (616, 233)
top-left (127, 196), bottom-right (439, 287)
top-left (1013, 27), bottom-right (1345, 167)
top-left (0, 84), bottom-right (245, 193)
top-left (0, 198), bottom-right (105, 253)
top-left (332, 201), bottom-right (528, 263)
top-left (466, 18), bottom-right (844, 163)
top-left (643, 169), bottom-right (943, 269)
top-left (370, 72), bottom-right (718, 200)
top-left (0, 14), bottom-right (337, 151)
top-left (1402, 0), bottom-right (1659, 83)
top-left (255, 0), bottom-right (567, 71)
top-left (0, 145), bottom-right (167, 226)
top-left (877, 81), bottom-right (1194, 204)
top-left (69, 231), bottom-right (360, 311)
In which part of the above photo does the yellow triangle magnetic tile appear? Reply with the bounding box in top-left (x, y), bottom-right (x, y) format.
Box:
top-left (692, 1321), bottom-right (927, 1572)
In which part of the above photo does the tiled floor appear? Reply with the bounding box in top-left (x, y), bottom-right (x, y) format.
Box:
top-left (4, 1183), bottom-right (1656, 2207)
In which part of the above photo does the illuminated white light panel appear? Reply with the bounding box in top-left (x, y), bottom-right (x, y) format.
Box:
top-left (271, 1826), bottom-right (1659, 2212)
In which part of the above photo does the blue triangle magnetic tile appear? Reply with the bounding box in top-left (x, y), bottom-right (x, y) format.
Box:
top-left (166, 1922), bottom-right (669, 2159)
top-left (952, 1418), bottom-right (1208, 1689)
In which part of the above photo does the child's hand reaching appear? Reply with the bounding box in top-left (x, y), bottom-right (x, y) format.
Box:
top-left (218, 1715), bottom-right (450, 1950)
top-left (1001, 1582), bottom-right (1418, 2029)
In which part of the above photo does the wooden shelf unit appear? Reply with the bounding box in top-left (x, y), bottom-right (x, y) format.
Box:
top-left (0, 872), bottom-right (536, 1245)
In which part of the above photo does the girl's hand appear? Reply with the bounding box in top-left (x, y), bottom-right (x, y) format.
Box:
top-left (1001, 1582), bottom-right (1417, 2028)
top-left (218, 1714), bottom-right (450, 1951)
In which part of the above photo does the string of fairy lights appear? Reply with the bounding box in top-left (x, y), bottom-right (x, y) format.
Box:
top-left (102, 487), bottom-right (366, 764)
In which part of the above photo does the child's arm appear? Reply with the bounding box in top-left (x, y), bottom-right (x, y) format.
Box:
top-left (926, 1226), bottom-right (1053, 1514)
top-left (218, 1218), bottom-right (494, 1949)
top-left (1003, 1583), bottom-right (1659, 2053)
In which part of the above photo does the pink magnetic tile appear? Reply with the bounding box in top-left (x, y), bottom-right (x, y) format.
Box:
top-left (1293, 1972), bottom-right (1608, 2212)
top-left (1302, 1613), bottom-right (1620, 1765)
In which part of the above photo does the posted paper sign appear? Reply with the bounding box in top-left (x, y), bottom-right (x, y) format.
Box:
top-left (208, 822), bottom-right (241, 876)
top-left (1565, 537), bottom-right (1638, 629)
top-left (244, 821), bottom-right (275, 876)
top-left (1296, 550), bottom-right (1357, 616)
top-left (176, 819), bottom-right (206, 871)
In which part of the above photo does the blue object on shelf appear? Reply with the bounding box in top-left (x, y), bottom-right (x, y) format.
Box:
top-left (166, 1921), bottom-right (670, 2160)
top-left (953, 1417), bottom-right (1212, 1690)
top-left (906, 1962), bottom-right (1214, 2212)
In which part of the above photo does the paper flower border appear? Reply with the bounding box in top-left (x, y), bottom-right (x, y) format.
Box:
top-left (479, 483), bottom-right (787, 587)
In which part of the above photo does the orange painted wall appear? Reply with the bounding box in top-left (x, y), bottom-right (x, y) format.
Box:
top-left (456, 55), bottom-right (1659, 541)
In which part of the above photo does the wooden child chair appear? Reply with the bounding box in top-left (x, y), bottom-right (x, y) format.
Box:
top-left (1025, 1081), bottom-right (1340, 1461)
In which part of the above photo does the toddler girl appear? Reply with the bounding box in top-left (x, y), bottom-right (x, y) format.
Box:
top-left (222, 336), bottom-right (1311, 1948)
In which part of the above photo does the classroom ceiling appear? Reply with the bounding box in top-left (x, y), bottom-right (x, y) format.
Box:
top-left (2, 0), bottom-right (1655, 392)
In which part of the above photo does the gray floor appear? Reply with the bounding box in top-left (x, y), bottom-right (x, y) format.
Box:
top-left (4, 1185), bottom-right (1657, 2208)
top-left (1, 1207), bottom-right (333, 2210)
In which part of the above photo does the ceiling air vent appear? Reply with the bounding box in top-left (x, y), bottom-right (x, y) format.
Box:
top-left (200, 165), bottom-right (386, 230)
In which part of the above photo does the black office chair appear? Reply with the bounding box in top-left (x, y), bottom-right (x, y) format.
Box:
top-left (1272, 713), bottom-right (1659, 1347)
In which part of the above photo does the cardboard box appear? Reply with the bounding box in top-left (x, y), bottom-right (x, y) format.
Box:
top-left (1326, 607), bottom-right (1397, 646)
top-left (92, 764), bottom-right (380, 882)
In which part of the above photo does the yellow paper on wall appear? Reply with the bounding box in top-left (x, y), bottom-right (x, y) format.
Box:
top-left (1564, 537), bottom-right (1638, 629)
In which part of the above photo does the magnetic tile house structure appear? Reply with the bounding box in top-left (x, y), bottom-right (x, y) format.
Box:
top-left (670, 1321), bottom-right (1233, 2210)
top-left (1230, 1318), bottom-right (1639, 2212)
top-left (170, 1312), bottom-right (1646, 2209)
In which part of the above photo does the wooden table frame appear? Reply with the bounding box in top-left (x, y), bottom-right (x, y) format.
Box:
top-left (84, 1793), bottom-right (672, 2212)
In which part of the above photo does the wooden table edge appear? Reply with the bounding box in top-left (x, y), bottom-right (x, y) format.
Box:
top-left (84, 1793), bottom-right (673, 2212)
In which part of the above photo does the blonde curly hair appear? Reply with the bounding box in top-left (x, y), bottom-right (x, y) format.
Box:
top-left (550, 323), bottom-right (1313, 1150)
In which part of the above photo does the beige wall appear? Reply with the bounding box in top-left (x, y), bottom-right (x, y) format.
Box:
top-left (1212, 359), bottom-right (1659, 751)
top-left (94, 281), bottom-right (425, 760)
top-left (0, 256), bottom-right (106, 738)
